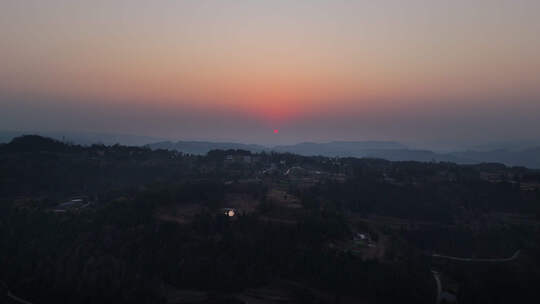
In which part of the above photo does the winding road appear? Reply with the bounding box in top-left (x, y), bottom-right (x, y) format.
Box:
top-left (431, 271), bottom-right (442, 304)
top-left (432, 250), bottom-right (520, 262)
top-left (1, 281), bottom-right (33, 304)
top-left (430, 250), bottom-right (520, 304)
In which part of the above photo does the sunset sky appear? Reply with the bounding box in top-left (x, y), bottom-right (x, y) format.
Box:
top-left (1, 0), bottom-right (539, 146)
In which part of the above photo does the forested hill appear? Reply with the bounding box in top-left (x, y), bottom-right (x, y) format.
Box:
top-left (1, 135), bottom-right (540, 303)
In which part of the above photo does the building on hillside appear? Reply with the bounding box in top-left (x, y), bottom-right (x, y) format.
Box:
top-left (221, 208), bottom-right (237, 217)
top-left (52, 197), bottom-right (90, 213)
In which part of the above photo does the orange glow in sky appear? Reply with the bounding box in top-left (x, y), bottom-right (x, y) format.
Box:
top-left (1, 1), bottom-right (540, 144)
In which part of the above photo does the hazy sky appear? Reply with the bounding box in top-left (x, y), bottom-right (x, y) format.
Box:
top-left (1, 0), bottom-right (539, 146)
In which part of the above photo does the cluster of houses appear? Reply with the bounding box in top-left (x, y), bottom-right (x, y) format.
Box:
top-left (352, 232), bottom-right (376, 248)
top-left (52, 196), bottom-right (91, 213)
top-left (225, 154), bottom-right (260, 164)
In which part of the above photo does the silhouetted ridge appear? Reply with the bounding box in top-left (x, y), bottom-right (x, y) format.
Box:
top-left (4, 135), bottom-right (72, 152)
top-left (148, 140), bottom-right (265, 155)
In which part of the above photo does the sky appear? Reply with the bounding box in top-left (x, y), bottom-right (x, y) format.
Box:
top-left (1, 0), bottom-right (539, 147)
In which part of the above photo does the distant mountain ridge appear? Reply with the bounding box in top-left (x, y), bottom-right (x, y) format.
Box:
top-left (149, 140), bottom-right (266, 155)
top-left (272, 140), bottom-right (407, 155)
top-left (147, 140), bottom-right (408, 156)
top-left (449, 147), bottom-right (540, 168)
top-left (270, 141), bottom-right (472, 163)
top-left (3, 132), bottom-right (540, 168)
top-left (148, 140), bottom-right (540, 168)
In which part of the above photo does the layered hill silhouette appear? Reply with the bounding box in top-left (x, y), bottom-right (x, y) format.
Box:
top-left (3, 133), bottom-right (540, 168)
top-left (148, 140), bottom-right (540, 168)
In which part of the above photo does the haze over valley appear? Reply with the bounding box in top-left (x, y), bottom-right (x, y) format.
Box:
top-left (2, 1), bottom-right (540, 303)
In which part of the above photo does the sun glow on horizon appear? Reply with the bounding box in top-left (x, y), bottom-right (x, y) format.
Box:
top-left (1, 1), bottom-right (540, 143)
